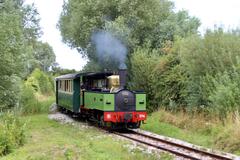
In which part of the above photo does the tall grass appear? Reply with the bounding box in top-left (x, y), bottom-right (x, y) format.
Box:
top-left (20, 69), bottom-right (55, 115)
top-left (0, 113), bottom-right (26, 156)
top-left (214, 112), bottom-right (240, 154)
top-left (143, 109), bottom-right (240, 155)
top-left (20, 84), bottom-right (55, 115)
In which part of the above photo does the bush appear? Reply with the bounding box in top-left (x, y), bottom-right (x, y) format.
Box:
top-left (178, 29), bottom-right (240, 110)
top-left (20, 84), bottom-right (55, 115)
top-left (25, 68), bottom-right (54, 95)
top-left (152, 54), bottom-right (186, 110)
top-left (130, 43), bottom-right (186, 112)
top-left (20, 68), bottom-right (55, 114)
top-left (130, 29), bottom-right (240, 116)
top-left (0, 75), bottom-right (21, 111)
top-left (130, 47), bottom-right (159, 111)
top-left (0, 113), bottom-right (26, 156)
top-left (207, 72), bottom-right (240, 118)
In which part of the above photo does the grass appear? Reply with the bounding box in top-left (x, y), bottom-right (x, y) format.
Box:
top-left (0, 113), bottom-right (26, 156)
top-left (20, 94), bottom-right (55, 115)
top-left (142, 109), bottom-right (240, 155)
top-left (0, 114), bottom-right (173, 160)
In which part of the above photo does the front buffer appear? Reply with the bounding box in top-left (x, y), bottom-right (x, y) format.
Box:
top-left (103, 111), bottom-right (147, 128)
top-left (104, 111), bottom-right (147, 123)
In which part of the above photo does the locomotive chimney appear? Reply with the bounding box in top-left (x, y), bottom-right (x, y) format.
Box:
top-left (119, 66), bottom-right (127, 89)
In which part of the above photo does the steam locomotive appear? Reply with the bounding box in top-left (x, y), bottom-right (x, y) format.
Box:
top-left (55, 69), bottom-right (147, 129)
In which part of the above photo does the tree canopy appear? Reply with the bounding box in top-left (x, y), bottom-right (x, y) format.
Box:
top-left (59, 0), bottom-right (200, 70)
top-left (33, 41), bottom-right (56, 72)
top-left (0, 0), bottom-right (56, 110)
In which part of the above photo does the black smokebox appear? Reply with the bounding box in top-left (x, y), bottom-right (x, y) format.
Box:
top-left (119, 68), bottom-right (127, 89)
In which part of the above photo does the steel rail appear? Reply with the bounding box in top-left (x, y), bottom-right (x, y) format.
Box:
top-left (114, 130), bottom-right (234, 160)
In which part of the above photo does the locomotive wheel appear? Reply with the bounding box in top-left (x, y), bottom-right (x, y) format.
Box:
top-left (99, 115), bottom-right (106, 127)
top-left (97, 115), bottom-right (101, 127)
top-left (135, 121), bottom-right (141, 128)
top-left (128, 122), bottom-right (141, 129)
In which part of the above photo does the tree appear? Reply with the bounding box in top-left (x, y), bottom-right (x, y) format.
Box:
top-left (51, 63), bottom-right (77, 76)
top-left (176, 29), bottom-right (240, 113)
top-left (33, 41), bottom-right (56, 72)
top-left (58, 0), bottom-right (200, 71)
top-left (0, 0), bottom-right (52, 110)
top-left (0, 0), bottom-right (26, 110)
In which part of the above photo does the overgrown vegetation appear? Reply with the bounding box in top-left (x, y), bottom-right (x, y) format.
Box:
top-left (59, 0), bottom-right (200, 71)
top-left (0, 113), bottom-right (26, 156)
top-left (130, 30), bottom-right (240, 116)
top-left (0, 0), bottom-right (56, 111)
top-left (0, 69), bottom-right (54, 157)
top-left (1, 0), bottom-right (240, 158)
top-left (143, 109), bottom-right (240, 155)
top-left (1, 114), bottom-right (173, 160)
top-left (59, 0), bottom-right (240, 118)
top-left (20, 69), bottom-right (55, 115)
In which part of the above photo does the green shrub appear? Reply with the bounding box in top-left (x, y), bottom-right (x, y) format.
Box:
top-left (25, 68), bottom-right (54, 95)
top-left (20, 68), bottom-right (55, 115)
top-left (152, 54), bottom-right (186, 110)
top-left (178, 29), bottom-right (240, 110)
top-left (20, 84), bottom-right (55, 115)
top-left (131, 29), bottom-right (240, 116)
top-left (207, 72), bottom-right (240, 118)
top-left (20, 84), bottom-right (39, 114)
top-left (130, 46), bottom-right (185, 112)
top-left (0, 113), bottom-right (26, 156)
top-left (0, 75), bottom-right (21, 111)
top-left (130, 47), bottom-right (159, 112)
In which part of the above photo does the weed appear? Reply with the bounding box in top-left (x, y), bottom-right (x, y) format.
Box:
top-left (0, 113), bottom-right (26, 156)
top-left (1, 114), bottom-right (161, 160)
top-left (142, 109), bottom-right (240, 155)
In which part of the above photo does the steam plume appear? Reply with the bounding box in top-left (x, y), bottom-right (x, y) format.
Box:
top-left (91, 31), bottom-right (127, 69)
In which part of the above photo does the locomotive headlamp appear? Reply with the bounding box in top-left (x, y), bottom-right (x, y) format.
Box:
top-left (139, 114), bottom-right (146, 118)
top-left (106, 114), bottom-right (111, 119)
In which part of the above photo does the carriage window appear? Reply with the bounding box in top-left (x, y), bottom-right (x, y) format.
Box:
top-left (59, 80), bottom-right (62, 91)
top-left (63, 80), bottom-right (65, 91)
top-left (59, 81), bottom-right (61, 89)
top-left (58, 80), bottom-right (73, 93)
top-left (59, 80), bottom-right (64, 91)
top-left (65, 81), bottom-right (67, 91)
top-left (68, 80), bottom-right (70, 92)
top-left (68, 80), bottom-right (71, 92)
top-left (70, 80), bottom-right (73, 92)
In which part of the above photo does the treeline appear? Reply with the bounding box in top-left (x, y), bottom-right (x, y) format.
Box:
top-left (0, 0), bottom-right (57, 155)
top-left (59, 0), bottom-right (200, 71)
top-left (131, 29), bottom-right (240, 117)
top-left (0, 0), bottom-right (56, 111)
top-left (59, 0), bottom-right (240, 117)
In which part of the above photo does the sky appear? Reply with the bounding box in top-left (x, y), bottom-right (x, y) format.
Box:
top-left (25, 0), bottom-right (87, 71)
top-left (173, 0), bottom-right (240, 33)
top-left (24, 0), bottom-right (240, 70)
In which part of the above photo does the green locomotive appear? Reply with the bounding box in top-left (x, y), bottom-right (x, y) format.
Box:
top-left (55, 69), bottom-right (147, 128)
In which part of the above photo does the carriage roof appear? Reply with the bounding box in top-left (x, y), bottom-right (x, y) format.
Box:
top-left (55, 72), bottom-right (113, 80)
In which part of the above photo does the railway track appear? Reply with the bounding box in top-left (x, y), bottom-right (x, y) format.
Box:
top-left (50, 111), bottom-right (239, 160)
top-left (113, 130), bottom-right (237, 160)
